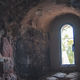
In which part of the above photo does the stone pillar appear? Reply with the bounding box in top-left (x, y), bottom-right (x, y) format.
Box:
top-left (2, 37), bottom-right (13, 57)
top-left (2, 37), bottom-right (17, 80)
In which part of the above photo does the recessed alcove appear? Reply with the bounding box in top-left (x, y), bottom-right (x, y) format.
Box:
top-left (49, 13), bottom-right (80, 72)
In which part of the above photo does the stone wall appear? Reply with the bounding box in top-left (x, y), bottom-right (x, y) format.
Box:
top-left (20, 1), bottom-right (80, 79)
top-left (0, 0), bottom-right (80, 80)
top-left (15, 27), bottom-right (49, 78)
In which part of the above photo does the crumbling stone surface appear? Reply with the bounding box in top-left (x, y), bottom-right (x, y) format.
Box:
top-left (46, 76), bottom-right (58, 80)
top-left (39, 72), bottom-right (80, 80)
top-left (15, 27), bottom-right (49, 78)
top-left (19, 2), bottom-right (80, 78)
top-left (0, 0), bottom-right (40, 22)
top-left (2, 37), bottom-right (13, 57)
top-left (0, 0), bottom-right (80, 79)
top-left (21, 1), bottom-right (80, 32)
top-left (66, 72), bottom-right (80, 79)
top-left (53, 72), bottom-right (67, 78)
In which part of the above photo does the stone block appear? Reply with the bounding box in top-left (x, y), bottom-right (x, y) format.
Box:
top-left (53, 72), bottom-right (67, 78)
top-left (46, 76), bottom-right (58, 80)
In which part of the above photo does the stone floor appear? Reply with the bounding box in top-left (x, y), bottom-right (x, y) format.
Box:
top-left (39, 72), bottom-right (80, 80)
top-left (0, 72), bottom-right (79, 80)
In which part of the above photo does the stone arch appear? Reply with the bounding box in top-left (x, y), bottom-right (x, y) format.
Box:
top-left (48, 12), bottom-right (80, 71)
top-left (20, 1), bottom-right (80, 75)
top-left (21, 2), bottom-right (80, 33)
top-left (48, 13), bottom-right (80, 32)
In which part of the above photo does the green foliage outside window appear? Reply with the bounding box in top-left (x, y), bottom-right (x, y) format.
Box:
top-left (61, 25), bottom-right (74, 64)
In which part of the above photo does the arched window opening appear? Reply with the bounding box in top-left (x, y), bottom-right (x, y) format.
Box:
top-left (61, 24), bottom-right (75, 65)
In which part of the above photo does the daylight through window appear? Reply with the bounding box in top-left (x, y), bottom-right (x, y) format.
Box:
top-left (61, 24), bottom-right (75, 65)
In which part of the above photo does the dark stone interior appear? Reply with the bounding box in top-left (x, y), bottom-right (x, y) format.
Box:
top-left (0, 0), bottom-right (80, 80)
